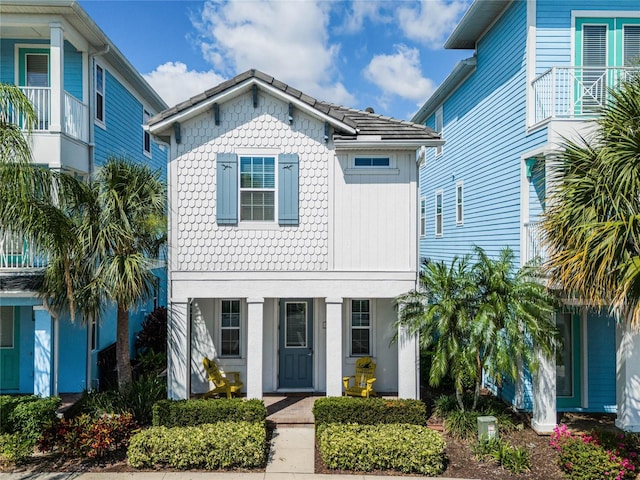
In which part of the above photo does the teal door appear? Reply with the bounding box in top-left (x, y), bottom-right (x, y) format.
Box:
top-left (278, 299), bottom-right (313, 389)
top-left (556, 312), bottom-right (581, 409)
top-left (0, 306), bottom-right (20, 390)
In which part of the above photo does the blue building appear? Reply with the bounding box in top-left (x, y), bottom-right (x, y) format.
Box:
top-left (0, 1), bottom-right (168, 396)
top-left (414, 0), bottom-right (640, 432)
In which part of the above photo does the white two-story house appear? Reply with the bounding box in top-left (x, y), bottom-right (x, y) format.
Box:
top-left (147, 70), bottom-right (442, 400)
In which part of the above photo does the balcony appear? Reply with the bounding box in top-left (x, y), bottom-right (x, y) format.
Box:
top-left (11, 87), bottom-right (88, 143)
top-left (0, 231), bottom-right (48, 270)
top-left (532, 66), bottom-right (639, 125)
top-left (522, 221), bottom-right (546, 265)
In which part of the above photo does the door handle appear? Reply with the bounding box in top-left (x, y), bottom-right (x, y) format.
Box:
top-left (307, 350), bottom-right (313, 356)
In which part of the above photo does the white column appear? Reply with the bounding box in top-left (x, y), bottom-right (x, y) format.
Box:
top-left (325, 298), bottom-right (343, 397)
top-left (532, 346), bottom-right (557, 434)
top-left (246, 298), bottom-right (264, 399)
top-left (397, 324), bottom-right (419, 399)
top-left (33, 306), bottom-right (52, 397)
top-left (49, 22), bottom-right (64, 133)
top-left (168, 299), bottom-right (190, 400)
top-left (616, 321), bottom-right (640, 432)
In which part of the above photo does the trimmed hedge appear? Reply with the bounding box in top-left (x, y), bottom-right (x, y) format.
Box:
top-left (318, 423), bottom-right (446, 475)
top-left (127, 421), bottom-right (266, 469)
top-left (9, 397), bottom-right (61, 442)
top-left (152, 398), bottom-right (266, 427)
top-left (313, 397), bottom-right (427, 427)
top-left (0, 396), bottom-right (38, 433)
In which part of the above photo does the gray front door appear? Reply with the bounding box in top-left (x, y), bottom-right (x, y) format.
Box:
top-left (278, 299), bottom-right (313, 389)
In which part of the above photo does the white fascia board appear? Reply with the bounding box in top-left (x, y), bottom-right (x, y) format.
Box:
top-left (334, 139), bottom-right (444, 151)
top-left (148, 78), bottom-right (357, 136)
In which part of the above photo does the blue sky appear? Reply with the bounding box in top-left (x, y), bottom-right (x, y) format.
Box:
top-left (80, 0), bottom-right (473, 120)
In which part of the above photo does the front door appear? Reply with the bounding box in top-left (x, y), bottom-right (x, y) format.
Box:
top-left (0, 306), bottom-right (20, 390)
top-left (278, 299), bottom-right (313, 389)
top-left (556, 311), bottom-right (581, 409)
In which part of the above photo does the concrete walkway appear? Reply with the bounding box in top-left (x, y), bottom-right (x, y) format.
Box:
top-left (266, 426), bottom-right (315, 474)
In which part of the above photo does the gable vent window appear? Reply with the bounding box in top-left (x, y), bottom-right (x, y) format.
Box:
top-left (354, 157), bottom-right (390, 167)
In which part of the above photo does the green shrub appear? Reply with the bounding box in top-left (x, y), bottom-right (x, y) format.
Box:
top-left (472, 437), bottom-right (531, 473)
top-left (0, 433), bottom-right (34, 465)
top-left (152, 398), bottom-right (266, 427)
top-left (0, 395), bottom-right (38, 433)
top-left (313, 397), bottom-right (427, 427)
top-left (9, 396), bottom-right (61, 442)
top-left (127, 421), bottom-right (266, 469)
top-left (318, 423), bottom-right (446, 475)
top-left (38, 413), bottom-right (138, 459)
top-left (433, 394), bottom-right (516, 439)
top-left (83, 375), bottom-right (166, 425)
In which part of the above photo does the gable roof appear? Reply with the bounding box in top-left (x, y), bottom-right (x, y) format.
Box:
top-left (147, 69), bottom-right (442, 149)
top-left (445, 0), bottom-right (513, 49)
top-left (0, 0), bottom-right (167, 113)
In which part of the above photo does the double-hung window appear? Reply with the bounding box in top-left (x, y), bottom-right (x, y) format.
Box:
top-left (240, 156), bottom-right (275, 221)
top-left (456, 181), bottom-right (464, 225)
top-left (95, 64), bottom-right (105, 124)
top-left (420, 196), bottom-right (427, 237)
top-left (143, 109), bottom-right (151, 156)
top-left (435, 189), bottom-right (443, 237)
top-left (350, 300), bottom-right (371, 356)
top-left (221, 300), bottom-right (241, 357)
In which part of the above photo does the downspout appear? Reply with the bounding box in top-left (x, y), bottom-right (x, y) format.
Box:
top-left (84, 44), bottom-right (109, 391)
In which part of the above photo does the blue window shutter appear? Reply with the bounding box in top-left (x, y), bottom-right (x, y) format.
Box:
top-left (278, 153), bottom-right (299, 225)
top-left (216, 153), bottom-right (238, 225)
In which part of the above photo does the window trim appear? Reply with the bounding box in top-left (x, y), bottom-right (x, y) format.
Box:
top-left (435, 189), bottom-right (444, 237)
top-left (346, 154), bottom-right (398, 175)
top-left (455, 181), bottom-right (464, 226)
top-left (435, 106), bottom-right (443, 157)
top-left (420, 196), bottom-right (427, 237)
top-left (220, 299), bottom-right (241, 358)
top-left (143, 109), bottom-right (151, 157)
top-left (95, 63), bottom-right (106, 127)
top-left (238, 155), bottom-right (277, 224)
top-left (349, 299), bottom-right (374, 357)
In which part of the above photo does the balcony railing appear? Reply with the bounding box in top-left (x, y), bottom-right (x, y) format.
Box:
top-left (523, 221), bottom-right (546, 264)
top-left (0, 230), bottom-right (48, 270)
top-left (532, 66), bottom-right (639, 124)
top-left (14, 87), bottom-right (89, 143)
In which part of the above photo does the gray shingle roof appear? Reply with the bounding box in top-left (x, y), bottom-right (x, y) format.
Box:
top-left (148, 69), bottom-right (439, 142)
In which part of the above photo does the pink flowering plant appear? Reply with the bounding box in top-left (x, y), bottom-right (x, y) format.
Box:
top-left (550, 424), bottom-right (639, 480)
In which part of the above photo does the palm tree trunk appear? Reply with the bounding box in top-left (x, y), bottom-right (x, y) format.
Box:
top-left (455, 388), bottom-right (465, 412)
top-left (472, 353), bottom-right (482, 410)
top-left (116, 303), bottom-right (132, 389)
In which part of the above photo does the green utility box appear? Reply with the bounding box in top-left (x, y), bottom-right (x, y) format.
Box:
top-left (477, 415), bottom-right (498, 440)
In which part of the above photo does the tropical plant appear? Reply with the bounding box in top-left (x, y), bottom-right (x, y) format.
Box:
top-left (396, 247), bottom-right (559, 411)
top-left (542, 73), bottom-right (640, 325)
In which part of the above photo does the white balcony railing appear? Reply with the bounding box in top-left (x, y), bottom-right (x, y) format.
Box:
top-left (523, 221), bottom-right (546, 264)
top-left (0, 230), bottom-right (48, 270)
top-left (532, 66), bottom-right (639, 124)
top-left (14, 87), bottom-right (88, 143)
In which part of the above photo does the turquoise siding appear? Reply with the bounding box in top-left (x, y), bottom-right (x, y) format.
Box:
top-left (420, 1), bottom-right (546, 264)
top-left (586, 310), bottom-right (616, 412)
top-left (94, 68), bottom-right (166, 178)
top-left (536, 0), bottom-right (640, 75)
top-left (57, 317), bottom-right (88, 393)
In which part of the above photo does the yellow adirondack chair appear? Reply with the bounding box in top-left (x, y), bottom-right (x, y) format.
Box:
top-left (343, 357), bottom-right (377, 398)
top-left (202, 357), bottom-right (243, 399)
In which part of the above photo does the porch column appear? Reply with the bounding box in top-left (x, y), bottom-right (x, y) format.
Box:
top-left (397, 324), bottom-right (419, 399)
top-left (33, 306), bottom-right (52, 397)
top-left (325, 298), bottom-right (343, 397)
top-left (616, 322), bottom-right (640, 432)
top-left (532, 346), bottom-right (557, 433)
top-left (246, 298), bottom-right (264, 399)
top-left (49, 22), bottom-right (64, 133)
top-left (168, 299), bottom-right (190, 400)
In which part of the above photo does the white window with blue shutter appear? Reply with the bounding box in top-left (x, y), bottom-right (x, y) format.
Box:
top-left (216, 153), bottom-right (299, 226)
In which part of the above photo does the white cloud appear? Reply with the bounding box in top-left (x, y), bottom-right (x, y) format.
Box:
top-left (397, 0), bottom-right (469, 48)
top-left (339, 1), bottom-right (389, 33)
top-left (143, 62), bottom-right (225, 107)
top-left (194, 0), bottom-right (355, 105)
top-left (363, 45), bottom-right (436, 103)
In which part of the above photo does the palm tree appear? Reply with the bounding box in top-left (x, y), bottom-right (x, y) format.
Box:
top-left (0, 83), bottom-right (36, 163)
top-left (542, 73), bottom-right (640, 325)
top-left (396, 247), bottom-right (558, 411)
top-left (397, 255), bottom-right (477, 411)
